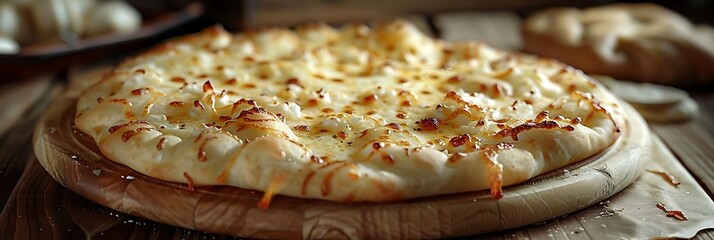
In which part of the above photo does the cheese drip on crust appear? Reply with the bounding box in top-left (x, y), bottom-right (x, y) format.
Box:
top-left (75, 20), bottom-right (624, 205)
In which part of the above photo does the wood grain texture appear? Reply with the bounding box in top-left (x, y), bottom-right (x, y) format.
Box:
top-left (0, 77), bottom-right (53, 136)
top-left (650, 92), bottom-right (714, 198)
top-left (695, 229), bottom-right (714, 240)
top-left (0, 159), bottom-right (240, 240)
top-left (30, 98), bottom-right (651, 239)
top-left (686, 93), bottom-right (714, 240)
top-left (0, 79), bottom-right (61, 209)
top-left (433, 11), bottom-right (522, 50)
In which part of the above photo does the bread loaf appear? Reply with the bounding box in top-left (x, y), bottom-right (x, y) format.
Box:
top-left (523, 3), bottom-right (714, 85)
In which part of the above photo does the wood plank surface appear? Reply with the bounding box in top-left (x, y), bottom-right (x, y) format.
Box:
top-left (433, 11), bottom-right (522, 50)
top-left (0, 79), bottom-right (61, 209)
top-left (0, 77), bottom-right (53, 136)
top-left (0, 159), bottom-right (238, 240)
top-left (2, 10), bottom-right (714, 240)
top-left (650, 93), bottom-right (714, 197)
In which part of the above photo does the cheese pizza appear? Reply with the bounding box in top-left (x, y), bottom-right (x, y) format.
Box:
top-left (74, 20), bottom-right (624, 206)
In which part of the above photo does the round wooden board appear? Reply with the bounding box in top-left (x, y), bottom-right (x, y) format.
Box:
top-left (33, 98), bottom-right (651, 239)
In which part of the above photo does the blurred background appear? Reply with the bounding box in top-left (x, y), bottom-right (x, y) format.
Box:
top-left (235, 0), bottom-right (714, 28)
top-left (0, 0), bottom-right (713, 80)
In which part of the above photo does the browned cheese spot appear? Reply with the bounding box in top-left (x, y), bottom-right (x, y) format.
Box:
top-left (381, 154), bottom-right (394, 164)
top-left (363, 94), bottom-right (378, 105)
top-left (372, 142), bottom-right (385, 150)
top-left (170, 77), bottom-right (186, 83)
top-left (194, 100), bottom-right (205, 110)
top-left (386, 123), bottom-right (401, 130)
top-left (307, 99), bottom-right (318, 106)
top-left (203, 81), bottom-right (214, 93)
top-left (310, 155), bottom-right (324, 164)
top-left (359, 130), bottom-right (369, 138)
top-left (131, 88), bottom-right (149, 96)
top-left (567, 84), bottom-right (577, 92)
top-left (156, 137), bottom-right (167, 150)
top-left (449, 134), bottom-right (470, 147)
top-left (417, 118), bottom-right (441, 131)
top-left (447, 75), bottom-right (464, 83)
top-left (183, 172), bottom-right (195, 191)
top-left (301, 171), bottom-right (317, 195)
top-left (534, 111), bottom-right (549, 122)
top-left (294, 125), bottom-right (311, 132)
top-left (198, 150), bottom-right (207, 162)
top-left (496, 121), bottom-right (575, 141)
top-left (197, 136), bottom-right (217, 162)
top-left (169, 101), bottom-right (185, 107)
top-left (109, 98), bottom-right (129, 105)
top-left (321, 162), bottom-right (348, 196)
top-left (286, 78), bottom-right (303, 87)
top-left (108, 120), bottom-right (149, 133)
top-left (121, 128), bottom-right (153, 142)
top-left (334, 131), bottom-right (348, 139)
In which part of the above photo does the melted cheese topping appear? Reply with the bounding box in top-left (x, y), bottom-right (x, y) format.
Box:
top-left (75, 20), bottom-right (624, 203)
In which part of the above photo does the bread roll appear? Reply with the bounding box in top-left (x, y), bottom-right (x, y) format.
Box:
top-left (84, 1), bottom-right (141, 36)
top-left (0, 36), bottom-right (20, 54)
top-left (31, 0), bottom-right (71, 41)
top-left (62, 0), bottom-right (95, 36)
top-left (522, 3), bottom-right (714, 85)
top-left (0, 2), bottom-right (33, 44)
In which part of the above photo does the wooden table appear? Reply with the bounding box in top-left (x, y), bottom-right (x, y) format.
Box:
top-left (1, 12), bottom-right (713, 240)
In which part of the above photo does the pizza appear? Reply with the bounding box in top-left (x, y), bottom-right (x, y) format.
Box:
top-left (74, 20), bottom-right (624, 207)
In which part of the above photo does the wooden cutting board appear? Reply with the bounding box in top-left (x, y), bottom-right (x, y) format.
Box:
top-left (32, 97), bottom-right (651, 239)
